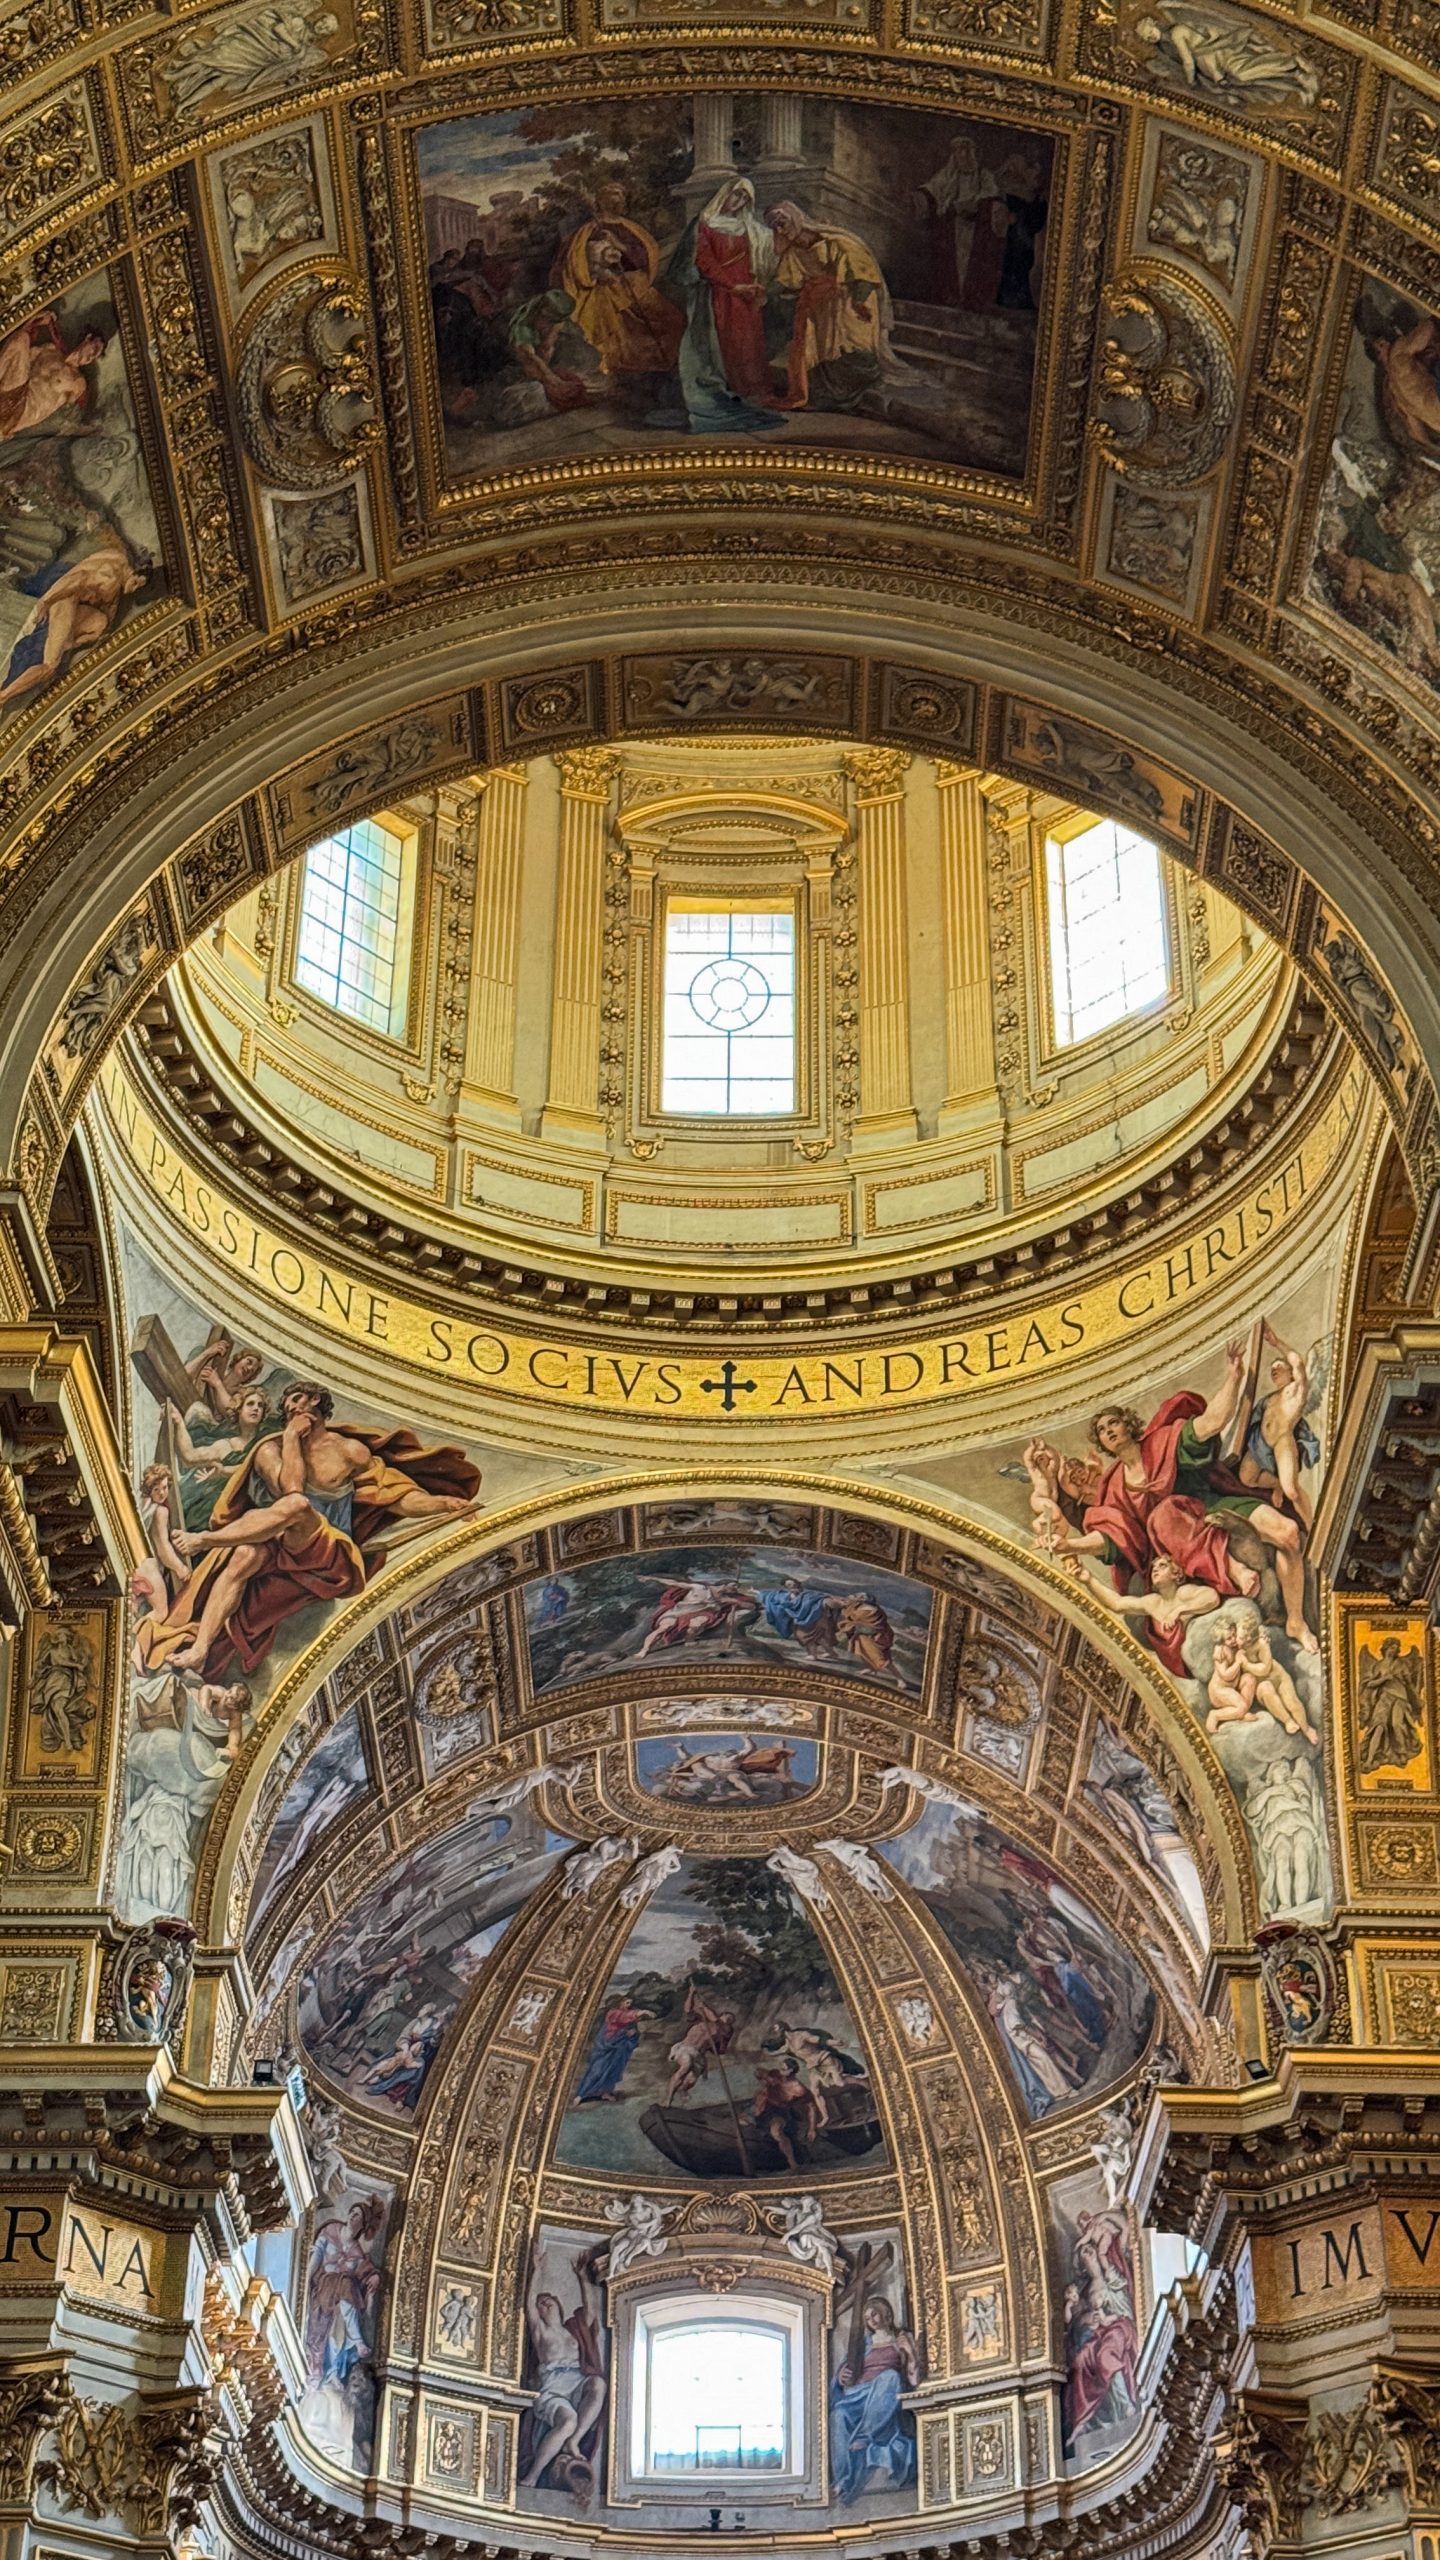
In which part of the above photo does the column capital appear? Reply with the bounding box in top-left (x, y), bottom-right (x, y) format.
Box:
top-left (554, 747), bottom-right (619, 799)
top-left (843, 747), bottom-right (911, 801)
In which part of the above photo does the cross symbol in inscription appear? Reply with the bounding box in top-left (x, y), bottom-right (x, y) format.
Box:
top-left (701, 1359), bottom-right (758, 1414)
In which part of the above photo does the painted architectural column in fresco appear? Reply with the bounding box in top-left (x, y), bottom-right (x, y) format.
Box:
top-left (541, 749), bottom-right (619, 1145)
top-left (935, 763), bottom-right (999, 1131)
top-left (845, 749), bottom-right (917, 1144)
top-left (463, 765), bottom-right (529, 1128)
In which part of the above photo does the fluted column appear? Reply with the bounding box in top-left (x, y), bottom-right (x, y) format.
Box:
top-left (462, 765), bottom-right (528, 1128)
top-left (935, 762), bottom-right (997, 1131)
top-left (540, 748), bottom-right (618, 1147)
top-left (845, 748), bottom-right (917, 1147)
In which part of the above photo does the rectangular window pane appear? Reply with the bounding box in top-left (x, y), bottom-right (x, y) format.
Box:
top-left (661, 904), bottom-right (796, 1116)
top-left (1047, 821), bottom-right (1169, 1049)
top-left (294, 820), bottom-right (409, 1035)
top-left (646, 2324), bottom-right (789, 2472)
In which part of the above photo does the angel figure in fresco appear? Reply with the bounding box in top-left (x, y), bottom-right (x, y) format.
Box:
top-left (133, 1380), bottom-right (481, 1681)
top-left (1237, 1338), bottom-right (1320, 1530)
top-left (518, 2252), bottom-right (607, 2496)
top-left (1025, 1342), bottom-right (1319, 1652)
top-left (1205, 1604), bottom-right (1318, 1744)
top-left (1062, 2208), bottom-right (1138, 2453)
top-left (1358, 1636), bottom-right (1426, 1773)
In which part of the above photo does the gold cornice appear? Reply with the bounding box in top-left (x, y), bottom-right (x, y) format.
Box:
top-left (89, 1034), bottom-right (1368, 1429)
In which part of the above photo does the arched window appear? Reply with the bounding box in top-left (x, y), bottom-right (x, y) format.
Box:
top-left (1045, 816), bottom-right (1170, 1049)
top-left (294, 815), bottom-right (413, 1038)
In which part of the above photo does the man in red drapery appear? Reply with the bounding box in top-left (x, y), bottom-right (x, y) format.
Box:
top-left (1029, 1340), bottom-right (1318, 1652)
top-left (664, 176), bottom-right (786, 434)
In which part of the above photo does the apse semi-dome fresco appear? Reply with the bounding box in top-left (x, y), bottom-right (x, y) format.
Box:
top-left (226, 1500), bottom-right (1212, 2540)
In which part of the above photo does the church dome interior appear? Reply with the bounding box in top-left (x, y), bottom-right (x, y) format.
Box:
top-left (1, 8), bottom-right (1440, 2560)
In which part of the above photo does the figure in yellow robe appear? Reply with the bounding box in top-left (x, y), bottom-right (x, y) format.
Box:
top-left (765, 201), bottom-right (891, 411)
top-left (555, 185), bottom-right (684, 379)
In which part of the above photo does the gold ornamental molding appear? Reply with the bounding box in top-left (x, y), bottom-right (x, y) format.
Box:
top-left (97, 1039), bottom-right (1365, 1442)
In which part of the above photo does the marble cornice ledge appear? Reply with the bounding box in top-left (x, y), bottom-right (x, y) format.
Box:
top-left (1142, 2052), bottom-right (1440, 2239)
top-left (0, 2046), bottom-right (314, 2239)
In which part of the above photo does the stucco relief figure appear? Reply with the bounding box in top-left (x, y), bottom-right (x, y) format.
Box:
top-left (1358, 1638), bottom-right (1427, 1774)
top-left (1126, 0), bottom-right (1321, 109)
top-left (133, 1380), bottom-right (481, 1680)
top-left (30, 1621), bottom-right (97, 1755)
top-left (518, 2244), bottom-right (607, 2500)
top-left (115, 1668), bottom-right (254, 1921)
top-left (156, 0), bottom-right (342, 115)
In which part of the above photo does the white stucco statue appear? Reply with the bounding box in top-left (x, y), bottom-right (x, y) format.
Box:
top-left (562, 1835), bottom-right (636, 1900)
top-left (819, 1838), bottom-right (895, 1899)
top-left (619, 1844), bottom-right (682, 1908)
top-left (771, 2194), bottom-right (840, 2277)
top-left (472, 1760), bottom-right (581, 1825)
top-left (603, 2193), bottom-right (676, 2277)
top-left (878, 1763), bottom-right (969, 1811)
top-left (767, 1844), bottom-right (829, 1909)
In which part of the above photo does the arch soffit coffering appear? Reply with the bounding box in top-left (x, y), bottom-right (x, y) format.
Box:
top-left (200, 1470), bottom-right (1262, 1965)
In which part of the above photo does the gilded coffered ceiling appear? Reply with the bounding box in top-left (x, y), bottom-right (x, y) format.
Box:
top-left (0, 0), bottom-right (1439, 1258)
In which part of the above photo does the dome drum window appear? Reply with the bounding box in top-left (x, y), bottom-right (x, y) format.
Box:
top-left (292, 812), bottom-right (420, 1045)
top-left (612, 786), bottom-right (850, 1158)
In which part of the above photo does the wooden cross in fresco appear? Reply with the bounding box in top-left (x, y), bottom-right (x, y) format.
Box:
top-left (701, 1360), bottom-right (757, 1414)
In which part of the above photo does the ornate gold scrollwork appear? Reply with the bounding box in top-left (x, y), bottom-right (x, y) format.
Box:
top-left (1092, 271), bottom-right (1236, 487)
top-left (234, 268), bottom-right (380, 490)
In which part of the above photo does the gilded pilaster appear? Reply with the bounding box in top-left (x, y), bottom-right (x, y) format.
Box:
top-left (844, 749), bottom-right (917, 1148)
top-left (540, 749), bottom-right (619, 1148)
top-left (935, 764), bottom-right (999, 1133)
top-left (462, 766), bottom-right (530, 1128)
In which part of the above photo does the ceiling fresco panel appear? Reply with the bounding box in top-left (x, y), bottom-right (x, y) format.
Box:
top-left (415, 96), bottom-right (1055, 491)
top-left (521, 1543), bottom-right (934, 1699)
